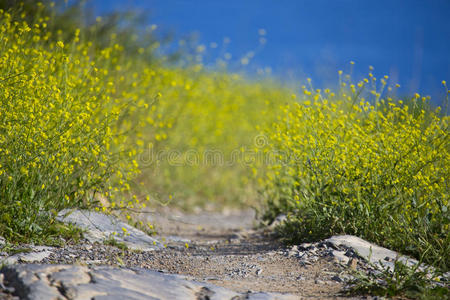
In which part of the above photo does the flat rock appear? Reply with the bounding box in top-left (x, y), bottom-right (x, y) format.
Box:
top-left (1, 264), bottom-right (298, 300)
top-left (57, 209), bottom-right (163, 251)
top-left (326, 235), bottom-right (418, 270)
top-left (1, 246), bottom-right (54, 265)
top-left (268, 214), bottom-right (287, 229)
top-left (331, 250), bottom-right (350, 265)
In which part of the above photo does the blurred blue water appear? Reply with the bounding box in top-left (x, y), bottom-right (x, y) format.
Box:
top-left (94, 0), bottom-right (450, 102)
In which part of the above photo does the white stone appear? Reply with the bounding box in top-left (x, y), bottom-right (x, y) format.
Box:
top-left (331, 250), bottom-right (350, 264)
top-left (57, 209), bottom-right (163, 251)
top-left (1, 246), bottom-right (54, 265)
top-left (326, 235), bottom-right (418, 270)
top-left (19, 250), bottom-right (53, 263)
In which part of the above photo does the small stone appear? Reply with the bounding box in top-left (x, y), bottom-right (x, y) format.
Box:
top-left (324, 241), bottom-right (337, 250)
top-left (18, 250), bottom-right (53, 263)
top-left (204, 277), bottom-right (219, 281)
top-left (0, 273), bottom-right (5, 289)
top-left (256, 268), bottom-right (263, 275)
top-left (297, 251), bottom-right (306, 259)
top-left (348, 258), bottom-right (358, 270)
top-left (229, 237), bottom-right (241, 244)
top-left (345, 249), bottom-right (358, 258)
top-left (268, 214), bottom-right (287, 229)
top-left (298, 243), bottom-right (313, 250)
top-left (331, 250), bottom-right (350, 264)
top-left (314, 279), bottom-right (324, 284)
top-left (331, 275), bottom-right (343, 282)
top-left (83, 244), bottom-right (93, 250)
top-left (299, 260), bottom-right (312, 267)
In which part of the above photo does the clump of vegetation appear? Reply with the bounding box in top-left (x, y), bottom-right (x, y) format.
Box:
top-left (140, 69), bottom-right (292, 209)
top-left (347, 257), bottom-right (448, 299)
top-left (104, 235), bottom-right (128, 251)
top-left (0, 2), bottom-right (294, 243)
top-left (0, 6), bottom-right (160, 242)
top-left (259, 69), bottom-right (449, 272)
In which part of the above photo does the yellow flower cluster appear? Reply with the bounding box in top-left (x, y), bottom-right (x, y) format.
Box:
top-left (140, 69), bottom-right (291, 208)
top-left (261, 72), bottom-right (449, 268)
top-left (0, 9), bottom-right (162, 239)
top-left (0, 6), bottom-right (293, 239)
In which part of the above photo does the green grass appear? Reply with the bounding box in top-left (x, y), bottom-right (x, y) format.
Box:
top-left (0, 3), bottom-right (293, 243)
top-left (259, 76), bottom-right (449, 298)
top-left (104, 236), bottom-right (129, 251)
top-left (347, 258), bottom-right (449, 299)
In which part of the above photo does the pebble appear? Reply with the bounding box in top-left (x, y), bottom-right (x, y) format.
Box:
top-left (331, 275), bottom-right (343, 282)
top-left (331, 250), bottom-right (350, 264)
top-left (348, 258), bottom-right (358, 271)
top-left (268, 214), bottom-right (287, 229)
top-left (314, 279), bottom-right (325, 284)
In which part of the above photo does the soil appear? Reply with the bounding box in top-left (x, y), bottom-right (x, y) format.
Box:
top-left (131, 208), bottom-right (364, 299)
top-left (9, 207), bottom-right (373, 299)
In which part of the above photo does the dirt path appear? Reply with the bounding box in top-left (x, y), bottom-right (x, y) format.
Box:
top-left (137, 208), bottom-right (362, 299)
top-left (1, 208), bottom-right (372, 299)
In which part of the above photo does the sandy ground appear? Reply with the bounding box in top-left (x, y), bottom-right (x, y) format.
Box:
top-left (3, 208), bottom-right (373, 299)
top-left (134, 208), bottom-right (365, 299)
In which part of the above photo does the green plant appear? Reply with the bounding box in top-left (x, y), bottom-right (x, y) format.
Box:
top-left (0, 7), bottom-right (154, 242)
top-left (260, 70), bottom-right (449, 270)
top-left (347, 257), bottom-right (449, 299)
top-left (104, 236), bottom-right (128, 251)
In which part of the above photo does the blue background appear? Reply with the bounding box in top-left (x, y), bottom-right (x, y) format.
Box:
top-left (94, 0), bottom-right (450, 102)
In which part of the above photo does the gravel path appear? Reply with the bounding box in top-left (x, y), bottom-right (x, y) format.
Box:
top-left (0, 208), bottom-right (406, 299)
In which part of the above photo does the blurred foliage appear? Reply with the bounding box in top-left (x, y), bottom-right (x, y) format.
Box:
top-left (0, 3), bottom-right (294, 244)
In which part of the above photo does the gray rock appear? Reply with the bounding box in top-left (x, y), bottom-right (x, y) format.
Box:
top-left (1, 265), bottom-right (63, 300)
top-left (1, 264), bottom-right (298, 300)
top-left (247, 292), bottom-right (297, 300)
top-left (1, 246), bottom-right (54, 265)
top-left (298, 242), bottom-right (313, 250)
top-left (57, 209), bottom-right (163, 251)
top-left (0, 236), bottom-right (5, 247)
top-left (18, 250), bottom-right (53, 263)
top-left (348, 258), bottom-right (358, 271)
top-left (1, 255), bottom-right (18, 265)
top-left (50, 265), bottom-right (91, 286)
top-left (287, 250), bottom-right (297, 257)
top-left (331, 250), bottom-right (350, 264)
top-left (268, 214), bottom-right (287, 229)
top-left (314, 279), bottom-right (324, 284)
top-left (326, 235), bottom-right (418, 270)
top-left (164, 235), bottom-right (191, 243)
top-left (0, 273), bottom-right (7, 290)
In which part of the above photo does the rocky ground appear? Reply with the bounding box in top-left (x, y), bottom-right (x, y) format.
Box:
top-left (0, 208), bottom-right (440, 299)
